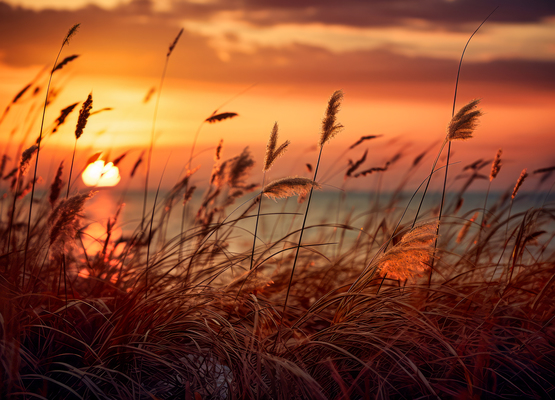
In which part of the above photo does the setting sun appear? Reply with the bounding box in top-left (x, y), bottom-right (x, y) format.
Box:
top-left (81, 160), bottom-right (121, 187)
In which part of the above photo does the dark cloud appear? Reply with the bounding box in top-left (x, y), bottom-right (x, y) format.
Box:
top-left (0, 0), bottom-right (553, 102)
top-left (187, 0), bottom-right (555, 28)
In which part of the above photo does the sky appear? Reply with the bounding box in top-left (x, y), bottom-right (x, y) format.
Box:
top-left (0, 0), bottom-right (554, 192)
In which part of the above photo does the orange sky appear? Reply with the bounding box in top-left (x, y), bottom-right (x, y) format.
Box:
top-left (1, 0), bottom-right (554, 192)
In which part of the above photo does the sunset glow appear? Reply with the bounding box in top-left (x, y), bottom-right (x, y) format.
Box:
top-left (81, 160), bottom-right (121, 187)
top-left (0, 0), bottom-right (553, 191)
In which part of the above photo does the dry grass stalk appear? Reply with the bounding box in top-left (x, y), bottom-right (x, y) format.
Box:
top-left (19, 145), bottom-right (38, 176)
top-left (263, 177), bottom-right (320, 201)
top-left (319, 90), bottom-right (344, 147)
top-left (49, 161), bottom-right (64, 207)
top-left (263, 122), bottom-right (290, 172)
top-left (457, 212), bottom-right (479, 244)
top-left (378, 221), bottom-right (438, 281)
top-left (447, 99), bottom-right (482, 141)
top-left (512, 169), bottom-right (528, 199)
top-left (490, 149), bottom-right (502, 181)
top-left (49, 191), bottom-right (93, 254)
top-left (75, 93), bottom-right (92, 139)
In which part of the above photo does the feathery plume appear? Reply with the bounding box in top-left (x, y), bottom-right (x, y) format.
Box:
top-left (12, 83), bottom-right (32, 104)
top-left (75, 93), bottom-right (92, 139)
top-left (378, 221), bottom-right (438, 281)
top-left (143, 87), bottom-right (156, 103)
top-left (512, 169), bottom-right (528, 199)
top-left (49, 191), bottom-right (93, 254)
top-left (319, 90), bottom-right (344, 147)
top-left (205, 112), bottom-right (238, 124)
top-left (349, 135), bottom-right (382, 149)
top-left (130, 151), bottom-right (144, 178)
top-left (167, 28), bottom-right (184, 57)
top-left (215, 139), bottom-right (223, 161)
top-left (52, 102), bottom-right (79, 133)
top-left (19, 145), bottom-right (38, 176)
top-left (262, 177), bottom-right (321, 201)
top-left (263, 122), bottom-right (290, 172)
top-left (49, 161), bottom-right (64, 207)
top-left (456, 212), bottom-right (478, 244)
top-left (112, 151), bottom-right (128, 166)
top-left (183, 186), bottom-right (196, 205)
top-left (447, 99), bottom-right (482, 141)
top-left (63, 24), bottom-right (80, 46)
top-left (53, 55), bottom-right (79, 73)
top-left (490, 148), bottom-right (502, 181)
top-left (226, 147), bottom-right (255, 189)
top-left (354, 162), bottom-right (390, 178)
top-left (345, 149), bottom-right (368, 178)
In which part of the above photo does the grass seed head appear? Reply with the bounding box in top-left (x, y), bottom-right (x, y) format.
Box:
top-left (490, 148), bottom-right (502, 181)
top-left (75, 93), bottom-right (93, 140)
top-left (447, 99), bottom-right (482, 141)
top-left (263, 122), bottom-right (290, 172)
top-left (263, 177), bottom-right (320, 201)
top-left (19, 144), bottom-right (38, 176)
top-left (378, 221), bottom-right (438, 281)
top-left (512, 168), bottom-right (528, 199)
top-left (319, 90), bottom-right (344, 147)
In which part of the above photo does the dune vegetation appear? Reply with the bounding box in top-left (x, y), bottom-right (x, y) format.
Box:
top-left (1, 24), bottom-right (554, 400)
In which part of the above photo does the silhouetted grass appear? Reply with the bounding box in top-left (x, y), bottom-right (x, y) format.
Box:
top-left (1, 26), bottom-right (554, 400)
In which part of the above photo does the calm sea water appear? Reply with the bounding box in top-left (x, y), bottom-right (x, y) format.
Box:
top-left (83, 188), bottom-right (555, 254)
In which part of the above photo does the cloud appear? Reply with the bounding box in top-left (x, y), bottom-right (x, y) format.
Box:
top-left (0, 0), bottom-right (554, 97)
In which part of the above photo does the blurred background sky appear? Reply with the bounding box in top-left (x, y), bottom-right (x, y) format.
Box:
top-left (0, 0), bottom-right (554, 192)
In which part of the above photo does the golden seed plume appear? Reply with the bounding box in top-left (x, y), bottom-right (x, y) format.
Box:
top-left (75, 93), bottom-right (93, 140)
top-left (262, 177), bottom-right (320, 201)
top-left (447, 99), bottom-right (482, 141)
top-left (63, 24), bottom-right (80, 46)
top-left (378, 221), bottom-right (438, 281)
top-left (19, 145), bottom-right (38, 176)
top-left (512, 169), bottom-right (528, 199)
top-left (319, 90), bottom-right (344, 148)
top-left (49, 161), bottom-right (64, 207)
top-left (456, 212), bottom-right (478, 244)
top-left (49, 191), bottom-right (94, 255)
top-left (263, 122), bottom-right (290, 172)
top-left (490, 148), bottom-right (502, 181)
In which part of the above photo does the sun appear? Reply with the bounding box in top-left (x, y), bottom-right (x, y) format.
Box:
top-left (82, 160), bottom-right (121, 187)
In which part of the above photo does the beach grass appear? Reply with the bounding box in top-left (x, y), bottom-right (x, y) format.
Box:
top-left (1, 26), bottom-right (554, 400)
